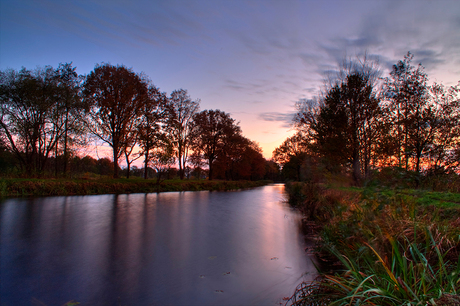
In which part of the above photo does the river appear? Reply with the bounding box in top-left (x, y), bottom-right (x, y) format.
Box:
top-left (0, 184), bottom-right (316, 305)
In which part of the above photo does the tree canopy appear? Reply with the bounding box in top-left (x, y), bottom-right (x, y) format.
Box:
top-left (83, 64), bottom-right (149, 178)
top-left (0, 64), bottom-right (84, 175)
top-left (166, 89), bottom-right (200, 180)
top-left (280, 53), bottom-right (460, 184)
top-left (0, 62), bottom-right (271, 181)
top-left (190, 109), bottom-right (241, 180)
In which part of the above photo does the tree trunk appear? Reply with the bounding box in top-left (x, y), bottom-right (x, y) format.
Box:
top-left (208, 158), bottom-right (213, 180)
top-left (415, 150), bottom-right (422, 174)
top-left (125, 151), bottom-right (131, 179)
top-left (352, 150), bottom-right (362, 186)
top-left (156, 170), bottom-right (162, 184)
top-left (179, 157), bottom-right (185, 180)
top-left (178, 150), bottom-right (184, 180)
top-left (113, 145), bottom-right (119, 179)
top-left (55, 141), bottom-right (59, 178)
top-left (63, 111), bottom-right (68, 177)
top-left (143, 150), bottom-right (149, 179)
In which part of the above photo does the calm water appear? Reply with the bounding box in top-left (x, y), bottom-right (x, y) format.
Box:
top-left (0, 184), bottom-right (315, 306)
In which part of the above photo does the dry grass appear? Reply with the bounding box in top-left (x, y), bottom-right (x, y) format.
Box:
top-left (285, 181), bottom-right (460, 306)
top-left (0, 178), bottom-right (272, 197)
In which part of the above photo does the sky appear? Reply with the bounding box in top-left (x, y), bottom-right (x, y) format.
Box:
top-left (1, 0), bottom-right (460, 159)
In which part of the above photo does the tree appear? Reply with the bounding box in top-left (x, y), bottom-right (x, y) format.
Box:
top-left (83, 64), bottom-right (149, 178)
top-left (384, 52), bottom-right (430, 172)
top-left (320, 72), bottom-right (381, 183)
top-left (138, 85), bottom-right (168, 179)
top-left (293, 60), bottom-right (382, 185)
top-left (190, 109), bottom-right (240, 180)
top-left (121, 123), bottom-right (141, 179)
top-left (0, 65), bottom-right (79, 175)
top-left (233, 141), bottom-right (266, 180)
top-left (273, 132), bottom-right (311, 181)
top-left (166, 89), bottom-right (200, 179)
top-left (212, 133), bottom-right (246, 180)
top-left (424, 82), bottom-right (460, 172)
top-left (264, 160), bottom-right (281, 181)
top-left (52, 63), bottom-right (86, 176)
top-left (210, 133), bottom-right (266, 181)
top-left (149, 138), bottom-right (175, 183)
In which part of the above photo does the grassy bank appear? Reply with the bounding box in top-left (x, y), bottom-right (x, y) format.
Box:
top-left (0, 178), bottom-right (272, 198)
top-left (285, 182), bottom-right (460, 305)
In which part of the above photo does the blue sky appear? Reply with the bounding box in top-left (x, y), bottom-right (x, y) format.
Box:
top-left (1, 0), bottom-right (460, 158)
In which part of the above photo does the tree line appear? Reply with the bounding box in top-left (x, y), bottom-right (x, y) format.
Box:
top-left (0, 63), bottom-right (276, 180)
top-left (274, 52), bottom-right (460, 185)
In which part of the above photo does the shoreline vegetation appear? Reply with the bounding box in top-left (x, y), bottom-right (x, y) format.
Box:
top-left (0, 178), bottom-right (273, 198)
top-left (275, 52), bottom-right (460, 305)
top-left (284, 176), bottom-right (460, 306)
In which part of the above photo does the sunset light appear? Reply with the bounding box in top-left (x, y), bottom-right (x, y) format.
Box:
top-left (2, 1), bottom-right (459, 158)
top-left (1, 1), bottom-right (460, 305)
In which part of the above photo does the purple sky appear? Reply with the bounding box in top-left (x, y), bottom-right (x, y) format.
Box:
top-left (1, 0), bottom-right (460, 159)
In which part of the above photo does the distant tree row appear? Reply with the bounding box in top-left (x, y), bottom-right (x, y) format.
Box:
top-left (274, 52), bottom-right (460, 185)
top-left (0, 63), bottom-right (274, 180)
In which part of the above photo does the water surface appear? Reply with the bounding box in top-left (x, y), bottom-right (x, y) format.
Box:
top-left (0, 184), bottom-right (315, 305)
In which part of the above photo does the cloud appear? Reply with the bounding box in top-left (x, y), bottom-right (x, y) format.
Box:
top-left (224, 79), bottom-right (267, 92)
top-left (258, 112), bottom-right (295, 128)
top-left (411, 49), bottom-right (446, 70)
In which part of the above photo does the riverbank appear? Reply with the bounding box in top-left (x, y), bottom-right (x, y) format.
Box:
top-left (0, 178), bottom-right (273, 198)
top-left (285, 181), bottom-right (460, 305)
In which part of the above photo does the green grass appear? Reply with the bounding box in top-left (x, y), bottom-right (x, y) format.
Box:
top-left (288, 229), bottom-right (460, 305)
top-left (340, 186), bottom-right (460, 208)
top-left (285, 182), bottom-right (460, 305)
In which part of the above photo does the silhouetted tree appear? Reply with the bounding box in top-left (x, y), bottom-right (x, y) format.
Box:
top-left (264, 160), bottom-right (281, 181)
top-left (273, 132), bottom-right (312, 180)
top-left (424, 82), bottom-right (460, 171)
top-left (212, 133), bottom-right (246, 180)
top-left (190, 109), bottom-right (241, 180)
top-left (166, 89), bottom-right (199, 179)
top-left (0, 65), bottom-right (83, 175)
top-left (52, 63), bottom-right (87, 177)
top-left (96, 157), bottom-right (117, 176)
top-left (138, 85), bottom-right (168, 179)
top-left (121, 126), bottom-right (141, 179)
top-left (211, 133), bottom-right (266, 181)
top-left (149, 139), bottom-right (175, 183)
top-left (83, 64), bottom-right (149, 178)
top-left (273, 132), bottom-right (308, 165)
top-left (234, 142), bottom-right (266, 180)
top-left (293, 60), bottom-right (382, 184)
top-left (384, 52), bottom-right (430, 172)
top-left (70, 155), bottom-right (98, 174)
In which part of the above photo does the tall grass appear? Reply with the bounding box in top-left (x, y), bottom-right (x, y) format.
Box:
top-left (288, 227), bottom-right (460, 305)
top-left (285, 181), bottom-right (460, 305)
top-left (285, 181), bottom-right (358, 222)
